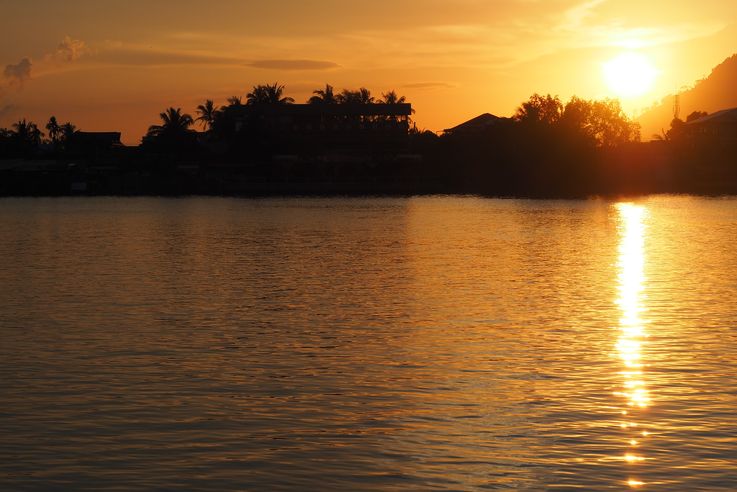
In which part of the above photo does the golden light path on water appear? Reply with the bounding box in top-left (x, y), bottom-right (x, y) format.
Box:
top-left (615, 203), bottom-right (651, 489)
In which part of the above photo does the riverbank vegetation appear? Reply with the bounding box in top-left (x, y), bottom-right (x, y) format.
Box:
top-left (1, 84), bottom-right (734, 197)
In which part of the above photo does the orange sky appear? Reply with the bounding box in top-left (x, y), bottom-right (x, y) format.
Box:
top-left (1, 0), bottom-right (735, 144)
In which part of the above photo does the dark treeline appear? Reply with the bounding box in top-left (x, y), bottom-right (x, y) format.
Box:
top-left (139, 84), bottom-right (409, 159)
top-left (0, 84), bottom-right (734, 197)
top-left (0, 117), bottom-right (77, 158)
top-left (645, 110), bottom-right (737, 195)
top-left (436, 94), bottom-right (643, 196)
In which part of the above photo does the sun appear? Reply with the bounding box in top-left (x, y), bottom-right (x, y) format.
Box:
top-left (603, 52), bottom-right (658, 99)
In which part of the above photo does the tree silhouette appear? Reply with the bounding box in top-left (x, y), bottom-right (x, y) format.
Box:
top-left (61, 122), bottom-right (77, 142)
top-left (378, 90), bottom-right (411, 122)
top-left (227, 96), bottom-right (243, 107)
top-left (512, 94), bottom-right (638, 148)
top-left (664, 117), bottom-right (686, 142)
top-left (381, 90), bottom-right (406, 104)
top-left (514, 94), bottom-right (563, 125)
top-left (308, 84), bottom-right (337, 105)
top-left (585, 99), bottom-right (640, 147)
top-left (337, 88), bottom-right (374, 104)
top-left (45, 116), bottom-right (61, 145)
top-left (246, 83), bottom-right (294, 105)
top-left (12, 119), bottom-right (43, 148)
top-left (195, 99), bottom-right (220, 130)
top-left (146, 107), bottom-right (194, 138)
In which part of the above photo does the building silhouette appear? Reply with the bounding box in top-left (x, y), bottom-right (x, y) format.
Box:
top-left (223, 103), bottom-right (413, 155)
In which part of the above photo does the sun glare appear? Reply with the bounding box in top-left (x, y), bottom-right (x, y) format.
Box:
top-left (603, 52), bottom-right (658, 99)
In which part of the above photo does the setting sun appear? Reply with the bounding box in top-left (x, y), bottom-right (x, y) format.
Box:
top-left (603, 52), bottom-right (658, 99)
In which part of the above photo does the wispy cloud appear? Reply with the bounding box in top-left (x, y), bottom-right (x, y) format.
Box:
top-left (327, 1), bottom-right (727, 72)
top-left (247, 59), bottom-right (340, 71)
top-left (552, 0), bottom-right (725, 49)
top-left (401, 82), bottom-right (456, 89)
top-left (92, 46), bottom-right (242, 67)
top-left (77, 42), bottom-right (343, 72)
top-left (560, 0), bottom-right (607, 30)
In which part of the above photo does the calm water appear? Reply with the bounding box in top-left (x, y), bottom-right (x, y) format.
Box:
top-left (1, 196), bottom-right (737, 491)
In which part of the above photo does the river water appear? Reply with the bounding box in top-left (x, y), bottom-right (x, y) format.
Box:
top-left (1, 196), bottom-right (737, 490)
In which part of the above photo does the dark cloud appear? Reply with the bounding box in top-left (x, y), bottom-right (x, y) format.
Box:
top-left (401, 82), bottom-right (455, 89)
top-left (247, 59), bottom-right (340, 71)
top-left (3, 58), bottom-right (32, 86)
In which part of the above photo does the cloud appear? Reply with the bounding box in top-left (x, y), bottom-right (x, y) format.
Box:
top-left (401, 82), bottom-right (456, 89)
top-left (561, 0), bottom-right (607, 30)
top-left (1, 36), bottom-right (87, 91)
top-left (62, 44), bottom-right (340, 72)
top-left (3, 58), bottom-right (32, 86)
top-left (93, 46), bottom-right (242, 66)
top-left (54, 36), bottom-right (87, 62)
top-left (551, 1), bottom-right (725, 50)
top-left (247, 59), bottom-right (341, 71)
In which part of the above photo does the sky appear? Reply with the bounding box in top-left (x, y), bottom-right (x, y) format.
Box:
top-left (1, 0), bottom-right (736, 144)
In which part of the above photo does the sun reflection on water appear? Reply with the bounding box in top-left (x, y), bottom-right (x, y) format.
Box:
top-left (616, 203), bottom-right (650, 487)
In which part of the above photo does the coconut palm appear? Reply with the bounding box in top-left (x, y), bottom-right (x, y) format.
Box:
top-left (379, 90), bottom-right (412, 122)
top-left (61, 122), bottom-right (77, 142)
top-left (357, 88), bottom-right (374, 104)
top-left (45, 116), bottom-right (61, 144)
top-left (12, 119), bottom-right (43, 147)
top-left (308, 84), bottom-right (337, 105)
top-left (337, 87), bottom-right (374, 104)
top-left (227, 96), bottom-right (243, 107)
top-left (195, 99), bottom-right (220, 131)
top-left (246, 83), bottom-right (294, 105)
top-left (146, 107), bottom-right (194, 138)
top-left (381, 90), bottom-right (406, 105)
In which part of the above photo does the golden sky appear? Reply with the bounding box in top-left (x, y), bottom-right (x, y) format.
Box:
top-left (1, 0), bottom-right (735, 144)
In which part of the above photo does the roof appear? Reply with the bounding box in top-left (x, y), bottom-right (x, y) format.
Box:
top-left (686, 108), bottom-right (737, 125)
top-left (443, 113), bottom-right (508, 134)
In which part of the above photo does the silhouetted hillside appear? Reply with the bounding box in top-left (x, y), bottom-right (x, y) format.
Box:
top-left (639, 54), bottom-right (737, 139)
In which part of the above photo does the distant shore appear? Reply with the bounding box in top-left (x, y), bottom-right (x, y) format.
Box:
top-left (2, 153), bottom-right (737, 199)
top-left (3, 91), bottom-right (737, 199)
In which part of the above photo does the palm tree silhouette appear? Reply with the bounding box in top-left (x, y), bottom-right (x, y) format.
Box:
top-left (12, 119), bottom-right (43, 147)
top-left (61, 122), bottom-right (77, 142)
top-left (358, 88), bottom-right (374, 104)
top-left (246, 83), bottom-right (294, 105)
top-left (337, 88), bottom-right (374, 104)
top-left (147, 107), bottom-right (194, 137)
top-left (195, 100), bottom-right (220, 130)
top-left (227, 96), bottom-right (243, 107)
top-left (381, 90), bottom-right (406, 104)
top-left (308, 84), bottom-right (337, 105)
top-left (45, 116), bottom-right (61, 144)
top-left (379, 90), bottom-right (412, 122)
